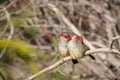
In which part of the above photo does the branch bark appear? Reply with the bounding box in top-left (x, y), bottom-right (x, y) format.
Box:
top-left (25, 48), bottom-right (120, 80)
top-left (25, 56), bottom-right (71, 80)
top-left (109, 36), bottom-right (120, 49)
top-left (86, 48), bottom-right (120, 56)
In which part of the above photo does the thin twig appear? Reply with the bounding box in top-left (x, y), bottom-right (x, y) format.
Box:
top-left (45, 0), bottom-right (81, 36)
top-left (112, 27), bottom-right (120, 46)
top-left (85, 48), bottom-right (120, 56)
top-left (0, 37), bottom-right (8, 58)
top-left (25, 56), bottom-right (71, 80)
top-left (3, 7), bottom-right (14, 39)
top-left (109, 36), bottom-right (120, 49)
top-left (6, 0), bottom-right (18, 9)
top-left (0, 8), bottom-right (14, 58)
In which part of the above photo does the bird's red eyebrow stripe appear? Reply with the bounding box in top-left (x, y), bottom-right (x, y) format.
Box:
top-left (60, 34), bottom-right (71, 40)
top-left (75, 34), bottom-right (83, 41)
top-left (66, 35), bottom-right (71, 40)
top-left (60, 34), bottom-right (66, 37)
top-left (75, 34), bottom-right (81, 38)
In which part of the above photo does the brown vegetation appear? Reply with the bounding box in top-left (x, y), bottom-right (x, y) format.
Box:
top-left (0, 0), bottom-right (120, 80)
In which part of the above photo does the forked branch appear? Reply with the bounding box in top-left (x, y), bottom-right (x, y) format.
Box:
top-left (109, 36), bottom-right (120, 49)
top-left (25, 48), bottom-right (120, 80)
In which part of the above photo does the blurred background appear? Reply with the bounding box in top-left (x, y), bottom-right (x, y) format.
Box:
top-left (0, 0), bottom-right (120, 80)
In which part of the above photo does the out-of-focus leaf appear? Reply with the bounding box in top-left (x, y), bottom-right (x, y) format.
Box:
top-left (0, 0), bottom-right (8, 4)
top-left (11, 15), bottom-right (26, 28)
top-left (23, 26), bottom-right (40, 39)
top-left (52, 37), bottom-right (60, 61)
top-left (0, 38), bottom-right (50, 73)
top-left (52, 71), bottom-right (69, 80)
top-left (0, 62), bottom-right (12, 80)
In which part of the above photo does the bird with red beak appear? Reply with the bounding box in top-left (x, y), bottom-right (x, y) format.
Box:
top-left (68, 34), bottom-right (95, 63)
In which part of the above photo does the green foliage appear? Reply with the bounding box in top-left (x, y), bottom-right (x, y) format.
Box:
top-left (11, 15), bottom-right (25, 28)
top-left (0, 38), bottom-right (39, 73)
top-left (10, 8), bottom-right (33, 28)
top-left (0, 0), bottom-right (8, 4)
top-left (31, 49), bottom-right (51, 61)
top-left (52, 71), bottom-right (68, 80)
top-left (52, 37), bottom-right (60, 62)
top-left (0, 38), bottom-right (50, 74)
top-left (0, 20), bottom-right (7, 29)
top-left (0, 62), bottom-right (12, 80)
top-left (23, 26), bottom-right (40, 39)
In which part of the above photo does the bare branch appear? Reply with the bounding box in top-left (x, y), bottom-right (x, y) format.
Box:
top-left (3, 7), bottom-right (14, 39)
top-left (85, 48), bottom-right (120, 56)
top-left (25, 56), bottom-right (71, 80)
top-left (25, 48), bottom-right (120, 80)
top-left (109, 36), bottom-right (120, 49)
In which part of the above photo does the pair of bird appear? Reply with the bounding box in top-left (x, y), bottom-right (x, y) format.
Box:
top-left (58, 33), bottom-right (95, 64)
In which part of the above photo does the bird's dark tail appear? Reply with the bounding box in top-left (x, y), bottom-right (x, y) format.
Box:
top-left (89, 55), bottom-right (95, 60)
top-left (72, 59), bottom-right (78, 64)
